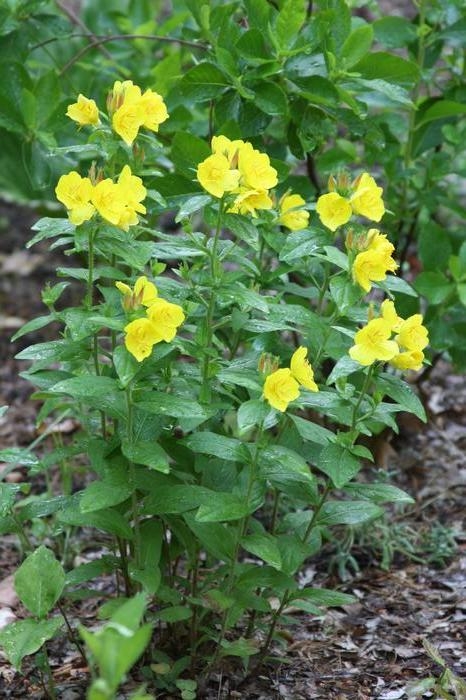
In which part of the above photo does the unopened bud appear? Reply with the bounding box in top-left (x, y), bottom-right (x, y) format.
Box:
top-left (258, 353), bottom-right (280, 376)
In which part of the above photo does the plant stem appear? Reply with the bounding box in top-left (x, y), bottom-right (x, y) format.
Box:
top-left (126, 384), bottom-right (141, 574)
top-left (200, 199), bottom-right (224, 404)
top-left (57, 601), bottom-right (88, 667)
top-left (39, 646), bottom-right (56, 700)
top-left (350, 364), bottom-right (374, 437)
top-left (86, 228), bottom-right (95, 310)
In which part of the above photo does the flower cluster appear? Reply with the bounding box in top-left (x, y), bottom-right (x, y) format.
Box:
top-left (263, 347), bottom-right (318, 412)
top-left (197, 135), bottom-right (278, 216)
top-left (116, 277), bottom-right (185, 362)
top-left (349, 300), bottom-right (429, 370)
top-left (351, 229), bottom-right (398, 292)
top-left (66, 80), bottom-right (169, 146)
top-left (316, 172), bottom-right (385, 232)
top-left (55, 165), bottom-right (146, 230)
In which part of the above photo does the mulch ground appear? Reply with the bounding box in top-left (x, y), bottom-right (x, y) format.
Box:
top-left (0, 200), bottom-right (464, 699)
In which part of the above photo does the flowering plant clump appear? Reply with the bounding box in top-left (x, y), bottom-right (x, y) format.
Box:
top-left (1, 70), bottom-right (431, 697)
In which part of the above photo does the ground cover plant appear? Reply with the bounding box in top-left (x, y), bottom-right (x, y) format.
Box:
top-left (0, 1), bottom-right (465, 698)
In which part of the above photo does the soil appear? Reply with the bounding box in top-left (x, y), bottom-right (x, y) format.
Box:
top-left (0, 200), bottom-right (465, 699)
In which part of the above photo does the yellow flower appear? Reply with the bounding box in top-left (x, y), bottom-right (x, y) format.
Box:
top-left (290, 347), bottom-right (318, 392)
top-left (350, 173), bottom-right (385, 222)
top-left (396, 314), bottom-right (429, 352)
top-left (278, 193), bottom-right (309, 231)
top-left (263, 368), bottom-right (300, 412)
top-left (112, 101), bottom-right (145, 146)
top-left (108, 80), bottom-right (141, 113)
top-left (381, 300), bottom-right (402, 332)
top-left (238, 143), bottom-right (278, 191)
top-left (349, 318), bottom-right (399, 366)
top-left (124, 318), bottom-right (162, 361)
top-left (390, 350), bottom-right (424, 371)
top-left (316, 192), bottom-right (352, 231)
top-left (138, 89), bottom-right (169, 132)
top-left (197, 153), bottom-right (241, 198)
top-left (116, 276), bottom-right (158, 310)
top-left (55, 172), bottom-right (95, 225)
top-left (91, 178), bottom-right (126, 226)
top-left (66, 94), bottom-right (100, 127)
top-left (146, 299), bottom-right (185, 342)
top-left (211, 135), bottom-right (245, 165)
top-left (353, 230), bottom-right (398, 292)
top-left (229, 188), bottom-right (273, 216)
top-left (116, 165), bottom-right (147, 230)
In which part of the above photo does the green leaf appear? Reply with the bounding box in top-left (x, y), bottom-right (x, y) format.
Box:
top-left (122, 440), bottom-right (170, 473)
top-left (289, 415), bottom-right (333, 446)
top-left (414, 272), bottom-right (454, 304)
top-left (27, 217), bottom-right (75, 248)
top-left (175, 194), bottom-right (211, 222)
top-left (377, 374), bottom-right (426, 422)
top-left (184, 516), bottom-right (235, 561)
top-left (242, 533), bottom-right (282, 570)
top-left (275, 0), bottom-right (306, 51)
top-left (279, 230), bottom-right (325, 263)
top-left (136, 392), bottom-right (208, 420)
top-left (220, 637), bottom-right (260, 658)
top-left (11, 314), bottom-right (55, 342)
top-left (49, 376), bottom-right (127, 420)
top-left (317, 500), bottom-right (383, 526)
top-left (196, 492), bottom-right (252, 522)
top-left (179, 63), bottom-right (230, 102)
top-left (416, 100), bottom-right (466, 129)
top-left (373, 16), bottom-right (417, 49)
top-left (253, 81), bottom-right (288, 116)
top-left (353, 52), bottom-right (420, 88)
top-left (113, 346), bottom-right (140, 388)
top-left (0, 447), bottom-right (39, 467)
top-left (326, 357), bottom-right (361, 385)
top-left (58, 507), bottom-right (133, 539)
top-left (0, 617), bottom-right (62, 670)
top-left (379, 275), bottom-right (418, 297)
top-left (259, 445), bottom-right (314, 486)
top-left (235, 28), bottom-right (269, 62)
top-left (182, 432), bottom-right (245, 461)
top-left (80, 464), bottom-right (133, 513)
top-left (344, 483), bottom-right (414, 504)
top-left (314, 444), bottom-right (361, 488)
top-left (14, 546), bottom-right (65, 617)
top-left (155, 606), bottom-right (192, 623)
top-left (291, 587), bottom-right (356, 607)
top-left (340, 24), bottom-right (373, 69)
top-left (237, 400), bottom-right (270, 434)
top-left (143, 484), bottom-right (211, 516)
top-left (171, 131), bottom-right (211, 178)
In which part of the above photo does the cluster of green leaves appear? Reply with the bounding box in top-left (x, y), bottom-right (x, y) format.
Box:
top-left (1, 0), bottom-right (464, 697)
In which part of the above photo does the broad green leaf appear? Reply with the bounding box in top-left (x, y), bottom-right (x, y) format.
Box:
top-left (279, 230), bottom-right (325, 263)
top-left (235, 28), bottom-right (269, 62)
top-left (340, 24), bottom-right (373, 69)
top-left (175, 194), bottom-right (211, 222)
top-left (237, 400), bottom-right (270, 434)
top-left (289, 415), bottom-right (333, 446)
top-left (0, 617), bottom-right (62, 670)
top-left (0, 447), bottom-right (39, 467)
top-left (317, 500), bottom-right (383, 526)
top-left (220, 637), bottom-right (260, 658)
top-left (353, 52), bottom-right (420, 88)
top-left (182, 432), bottom-right (245, 461)
top-left (27, 217), bottom-right (75, 248)
top-left (373, 16), bottom-right (417, 49)
top-left (344, 483), bottom-right (414, 504)
top-left (291, 588), bottom-right (356, 607)
top-left (377, 374), bottom-right (426, 422)
top-left (113, 346), bottom-right (140, 388)
top-left (414, 272), bottom-right (454, 304)
top-left (142, 484), bottom-right (211, 515)
top-left (80, 464), bottom-right (133, 513)
top-left (326, 357), bottom-right (361, 385)
top-left (11, 315), bottom-right (55, 342)
top-left (15, 546), bottom-right (65, 617)
top-left (58, 507), bottom-right (133, 539)
top-left (196, 493), bottom-right (252, 522)
top-left (275, 0), bottom-right (306, 51)
top-left (171, 131), bottom-right (211, 178)
top-left (49, 376), bottom-right (127, 420)
top-left (416, 100), bottom-right (466, 129)
top-left (184, 516), bottom-right (235, 561)
top-left (155, 606), bottom-right (192, 623)
top-left (242, 533), bottom-right (282, 570)
top-left (136, 392), bottom-right (208, 420)
top-left (314, 444), bottom-right (361, 488)
top-left (179, 63), bottom-right (229, 102)
top-left (253, 81), bottom-right (288, 116)
top-left (259, 445), bottom-right (314, 485)
top-left (122, 440), bottom-right (170, 473)
top-left (378, 275), bottom-right (418, 297)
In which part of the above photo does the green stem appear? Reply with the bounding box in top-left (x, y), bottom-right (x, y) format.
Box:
top-left (86, 228), bottom-right (95, 309)
top-left (350, 364), bottom-right (375, 437)
top-left (39, 646), bottom-right (56, 700)
top-left (126, 384), bottom-right (141, 574)
top-left (200, 198), bottom-right (224, 404)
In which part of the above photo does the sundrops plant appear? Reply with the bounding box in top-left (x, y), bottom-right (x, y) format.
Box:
top-left (1, 76), bottom-right (431, 698)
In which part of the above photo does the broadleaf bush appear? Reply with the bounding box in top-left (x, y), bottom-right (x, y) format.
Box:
top-left (1, 0), bottom-right (465, 697)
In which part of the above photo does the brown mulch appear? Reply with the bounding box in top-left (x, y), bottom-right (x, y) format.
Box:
top-left (0, 200), bottom-right (465, 698)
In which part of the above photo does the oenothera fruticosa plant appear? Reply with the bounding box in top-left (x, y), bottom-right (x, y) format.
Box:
top-left (2, 81), bottom-right (429, 684)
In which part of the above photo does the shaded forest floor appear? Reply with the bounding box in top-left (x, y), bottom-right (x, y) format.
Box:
top-left (0, 201), bottom-right (464, 699)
